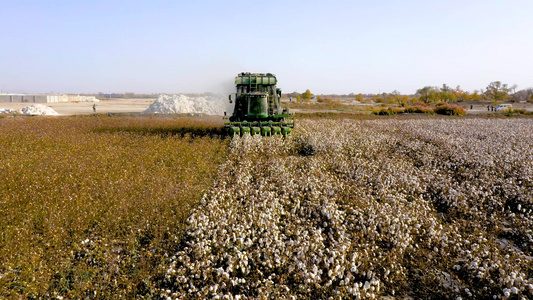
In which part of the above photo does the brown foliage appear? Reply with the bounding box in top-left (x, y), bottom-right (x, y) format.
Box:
top-left (0, 115), bottom-right (228, 298)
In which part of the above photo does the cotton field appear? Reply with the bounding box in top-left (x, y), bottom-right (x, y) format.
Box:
top-left (0, 116), bottom-right (227, 298)
top-left (162, 118), bottom-right (533, 299)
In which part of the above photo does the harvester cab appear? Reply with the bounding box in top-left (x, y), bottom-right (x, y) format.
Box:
top-left (225, 72), bottom-right (294, 136)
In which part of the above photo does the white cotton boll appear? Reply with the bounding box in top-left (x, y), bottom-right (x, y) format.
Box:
top-left (334, 264), bottom-right (341, 274)
top-left (503, 288), bottom-right (510, 298)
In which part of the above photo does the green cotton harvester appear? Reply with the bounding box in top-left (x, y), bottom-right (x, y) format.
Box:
top-left (224, 72), bottom-right (294, 136)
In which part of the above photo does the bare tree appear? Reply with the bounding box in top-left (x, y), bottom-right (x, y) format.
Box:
top-left (512, 88), bottom-right (533, 103)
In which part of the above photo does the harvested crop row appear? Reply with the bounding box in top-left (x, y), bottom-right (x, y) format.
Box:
top-left (163, 118), bottom-right (533, 299)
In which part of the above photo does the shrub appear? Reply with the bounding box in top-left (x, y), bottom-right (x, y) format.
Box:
top-left (372, 107), bottom-right (403, 115)
top-left (402, 105), bottom-right (435, 114)
top-left (434, 104), bottom-right (466, 116)
top-left (372, 106), bottom-right (435, 115)
top-left (502, 108), bottom-right (533, 116)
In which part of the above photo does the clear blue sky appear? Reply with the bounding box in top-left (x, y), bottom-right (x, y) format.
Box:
top-left (1, 0), bottom-right (532, 95)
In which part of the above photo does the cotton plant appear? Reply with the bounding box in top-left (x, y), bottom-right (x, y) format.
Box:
top-left (162, 118), bottom-right (533, 299)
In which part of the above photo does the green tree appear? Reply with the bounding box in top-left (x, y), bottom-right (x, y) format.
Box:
top-left (416, 86), bottom-right (439, 104)
top-left (439, 84), bottom-right (456, 103)
top-left (371, 94), bottom-right (383, 103)
top-left (484, 81), bottom-right (512, 102)
top-left (302, 89), bottom-right (313, 102)
top-left (453, 85), bottom-right (468, 102)
top-left (470, 91), bottom-right (482, 101)
top-left (390, 90), bottom-right (405, 105)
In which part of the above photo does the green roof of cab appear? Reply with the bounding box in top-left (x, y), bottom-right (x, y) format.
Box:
top-left (235, 72), bottom-right (277, 86)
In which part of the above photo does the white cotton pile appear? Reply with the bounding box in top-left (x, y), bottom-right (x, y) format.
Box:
top-left (144, 94), bottom-right (224, 115)
top-left (0, 108), bottom-right (16, 114)
top-left (21, 104), bottom-right (59, 116)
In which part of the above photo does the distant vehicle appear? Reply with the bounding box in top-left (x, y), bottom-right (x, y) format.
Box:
top-left (494, 104), bottom-right (512, 112)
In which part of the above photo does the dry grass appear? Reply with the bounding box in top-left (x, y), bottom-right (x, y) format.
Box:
top-left (0, 115), bottom-right (228, 298)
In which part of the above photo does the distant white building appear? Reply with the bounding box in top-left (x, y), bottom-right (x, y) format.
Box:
top-left (0, 94), bottom-right (98, 103)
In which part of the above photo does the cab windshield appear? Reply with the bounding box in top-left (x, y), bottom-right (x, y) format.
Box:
top-left (248, 95), bottom-right (268, 118)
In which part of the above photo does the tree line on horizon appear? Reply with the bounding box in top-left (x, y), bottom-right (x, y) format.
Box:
top-left (84, 80), bottom-right (533, 105)
top-left (287, 81), bottom-right (533, 105)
